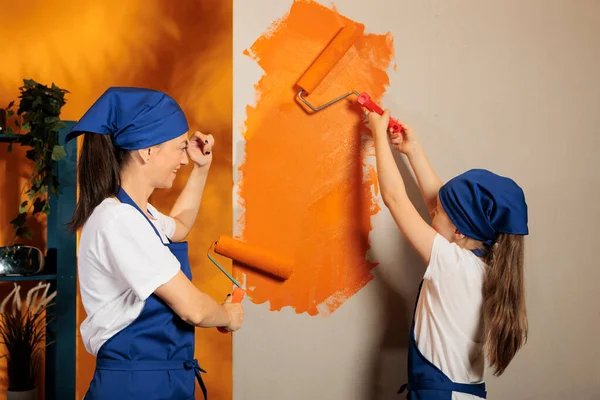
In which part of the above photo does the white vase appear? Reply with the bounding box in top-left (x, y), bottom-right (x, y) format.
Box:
top-left (6, 388), bottom-right (37, 400)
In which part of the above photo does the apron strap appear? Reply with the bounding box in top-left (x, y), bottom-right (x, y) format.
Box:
top-left (115, 187), bottom-right (171, 244)
top-left (185, 359), bottom-right (208, 400)
top-left (398, 383), bottom-right (408, 398)
top-left (470, 247), bottom-right (488, 257)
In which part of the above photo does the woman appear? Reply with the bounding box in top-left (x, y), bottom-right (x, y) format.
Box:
top-left (67, 87), bottom-right (244, 400)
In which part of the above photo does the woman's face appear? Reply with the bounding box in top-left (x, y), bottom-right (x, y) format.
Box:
top-left (146, 132), bottom-right (190, 189)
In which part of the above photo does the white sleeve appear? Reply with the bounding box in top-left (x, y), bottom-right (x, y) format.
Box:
top-left (424, 234), bottom-right (463, 282)
top-left (147, 203), bottom-right (176, 239)
top-left (99, 206), bottom-right (180, 300)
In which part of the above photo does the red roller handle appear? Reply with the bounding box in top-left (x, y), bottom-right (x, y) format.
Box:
top-left (217, 286), bottom-right (245, 334)
top-left (357, 92), bottom-right (404, 136)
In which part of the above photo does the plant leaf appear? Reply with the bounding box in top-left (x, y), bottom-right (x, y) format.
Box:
top-left (25, 149), bottom-right (37, 162)
top-left (10, 213), bottom-right (27, 227)
top-left (15, 227), bottom-right (33, 240)
top-left (32, 198), bottom-right (45, 215)
top-left (23, 228), bottom-right (34, 240)
top-left (51, 145), bottom-right (66, 161)
top-left (7, 110), bottom-right (14, 118)
top-left (19, 201), bottom-right (28, 213)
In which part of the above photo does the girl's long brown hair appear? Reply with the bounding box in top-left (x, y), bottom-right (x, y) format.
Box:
top-left (482, 233), bottom-right (528, 376)
top-left (68, 133), bottom-right (129, 232)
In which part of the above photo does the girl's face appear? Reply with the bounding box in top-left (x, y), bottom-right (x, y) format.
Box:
top-left (146, 132), bottom-right (190, 189)
top-left (431, 194), bottom-right (459, 242)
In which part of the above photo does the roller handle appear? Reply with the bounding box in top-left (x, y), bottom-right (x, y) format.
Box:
top-left (357, 92), bottom-right (404, 136)
top-left (217, 287), bottom-right (245, 334)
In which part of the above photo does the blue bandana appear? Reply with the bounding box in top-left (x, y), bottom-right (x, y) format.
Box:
top-left (65, 87), bottom-right (189, 150)
top-left (439, 169), bottom-right (528, 245)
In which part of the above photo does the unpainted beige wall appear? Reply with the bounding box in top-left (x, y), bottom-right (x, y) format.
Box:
top-left (232, 1), bottom-right (600, 399)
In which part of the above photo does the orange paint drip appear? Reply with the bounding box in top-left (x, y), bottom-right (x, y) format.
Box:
top-left (238, 0), bottom-right (394, 316)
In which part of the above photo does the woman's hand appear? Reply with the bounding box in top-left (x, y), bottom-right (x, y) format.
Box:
top-left (187, 131), bottom-right (214, 168)
top-left (221, 294), bottom-right (244, 332)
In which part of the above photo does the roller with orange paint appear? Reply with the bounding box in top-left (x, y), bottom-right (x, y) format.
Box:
top-left (207, 235), bottom-right (293, 333)
top-left (296, 24), bottom-right (404, 135)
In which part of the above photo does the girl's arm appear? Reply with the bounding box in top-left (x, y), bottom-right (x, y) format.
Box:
top-left (169, 132), bottom-right (213, 241)
top-left (388, 124), bottom-right (442, 214)
top-left (369, 111), bottom-right (437, 264)
top-left (406, 145), bottom-right (443, 214)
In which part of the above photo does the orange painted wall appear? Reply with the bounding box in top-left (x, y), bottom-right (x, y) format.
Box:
top-left (0, 1), bottom-right (233, 399)
top-left (236, 0), bottom-right (394, 316)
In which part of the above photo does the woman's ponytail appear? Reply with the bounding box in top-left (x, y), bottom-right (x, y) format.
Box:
top-left (68, 134), bottom-right (127, 232)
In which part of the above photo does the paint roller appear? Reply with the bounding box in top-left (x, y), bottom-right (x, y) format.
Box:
top-left (296, 24), bottom-right (404, 135)
top-left (207, 235), bottom-right (293, 333)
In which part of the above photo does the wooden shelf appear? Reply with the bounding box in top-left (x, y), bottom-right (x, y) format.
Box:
top-left (0, 121), bottom-right (77, 400)
top-left (0, 133), bottom-right (19, 143)
top-left (0, 273), bottom-right (57, 282)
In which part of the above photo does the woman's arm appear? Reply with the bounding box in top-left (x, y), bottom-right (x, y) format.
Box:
top-left (154, 271), bottom-right (244, 331)
top-left (369, 110), bottom-right (437, 264)
top-left (170, 165), bottom-right (209, 241)
top-left (169, 131), bottom-right (214, 241)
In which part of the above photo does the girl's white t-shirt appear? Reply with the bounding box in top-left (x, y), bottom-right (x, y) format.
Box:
top-left (414, 234), bottom-right (488, 399)
top-left (77, 198), bottom-right (180, 356)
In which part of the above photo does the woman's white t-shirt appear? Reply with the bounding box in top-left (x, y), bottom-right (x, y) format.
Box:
top-left (77, 198), bottom-right (181, 356)
top-left (413, 234), bottom-right (488, 399)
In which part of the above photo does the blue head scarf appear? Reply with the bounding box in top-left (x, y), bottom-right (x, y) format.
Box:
top-left (65, 87), bottom-right (189, 150)
top-left (438, 169), bottom-right (528, 246)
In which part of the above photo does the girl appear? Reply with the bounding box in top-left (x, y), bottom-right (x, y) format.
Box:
top-left (67, 87), bottom-right (244, 399)
top-left (367, 110), bottom-right (529, 399)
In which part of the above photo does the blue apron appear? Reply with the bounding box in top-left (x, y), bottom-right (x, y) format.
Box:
top-left (399, 249), bottom-right (487, 399)
top-left (84, 188), bottom-right (208, 400)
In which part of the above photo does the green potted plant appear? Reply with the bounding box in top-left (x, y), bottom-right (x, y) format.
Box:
top-left (1, 80), bottom-right (68, 277)
top-left (0, 282), bottom-right (56, 400)
top-left (2, 79), bottom-right (69, 244)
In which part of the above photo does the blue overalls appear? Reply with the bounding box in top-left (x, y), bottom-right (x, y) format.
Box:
top-left (84, 188), bottom-right (208, 400)
top-left (399, 251), bottom-right (487, 399)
